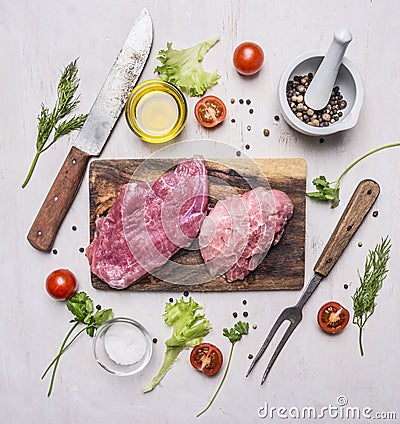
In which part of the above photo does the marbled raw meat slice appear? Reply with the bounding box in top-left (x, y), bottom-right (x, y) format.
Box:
top-left (199, 187), bottom-right (293, 282)
top-left (87, 157), bottom-right (208, 289)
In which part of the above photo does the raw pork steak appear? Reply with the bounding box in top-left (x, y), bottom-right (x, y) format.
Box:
top-left (199, 187), bottom-right (293, 282)
top-left (86, 157), bottom-right (208, 289)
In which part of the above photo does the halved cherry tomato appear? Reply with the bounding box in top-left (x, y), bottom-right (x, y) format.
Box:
top-left (45, 269), bottom-right (77, 300)
top-left (194, 96), bottom-right (226, 128)
top-left (233, 41), bottom-right (264, 76)
top-left (190, 343), bottom-right (223, 376)
top-left (317, 301), bottom-right (350, 334)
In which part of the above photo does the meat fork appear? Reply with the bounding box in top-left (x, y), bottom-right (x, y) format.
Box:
top-left (247, 179), bottom-right (380, 384)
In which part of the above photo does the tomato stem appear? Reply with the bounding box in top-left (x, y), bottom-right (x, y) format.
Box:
top-left (196, 342), bottom-right (235, 418)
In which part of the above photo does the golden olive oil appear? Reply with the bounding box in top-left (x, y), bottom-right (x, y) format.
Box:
top-left (135, 91), bottom-right (179, 136)
top-left (125, 80), bottom-right (187, 143)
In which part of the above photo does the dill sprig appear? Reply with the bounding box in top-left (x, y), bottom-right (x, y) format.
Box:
top-left (22, 59), bottom-right (87, 188)
top-left (352, 236), bottom-right (391, 356)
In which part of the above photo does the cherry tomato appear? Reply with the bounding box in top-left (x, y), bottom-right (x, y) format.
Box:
top-left (194, 96), bottom-right (226, 128)
top-left (233, 41), bottom-right (265, 76)
top-left (190, 343), bottom-right (223, 376)
top-left (45, 269), bottom-right (77, 300)
top-left (317, 301), bottom-right (350, 334)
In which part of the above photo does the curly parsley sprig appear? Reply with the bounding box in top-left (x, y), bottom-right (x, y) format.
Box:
top-left (41, 292), bottom-right (113, 397)
top-left (22, 59), bottom-right (87, 188)
top-left (196, 321), bottom-right (249, 417)
top-left (307, 143), bottom-right (400, 208)
top-left (352, 236), bottom-right (391, 356)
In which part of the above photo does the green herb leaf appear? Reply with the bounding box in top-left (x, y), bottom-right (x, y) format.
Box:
top-left (223, 320), bottom-right (249, 344)
top-left (22, 59), bottom-right (87, 188)
top-left (52, 114), bottom-right (87, 144)
top-left (86, 308), bottom-right (114, 337)
top-left (306, 175), bottom-right (340, 208)
top-left (352, 236), bottom-right (391, 356)
top-left (66, 291), bottom-right (93, 323)
top-left (155, 37), bottom-right (220, 96)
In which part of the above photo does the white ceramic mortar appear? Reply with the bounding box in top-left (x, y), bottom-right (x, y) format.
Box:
top-left (278, 50), bottom-right (364, 137)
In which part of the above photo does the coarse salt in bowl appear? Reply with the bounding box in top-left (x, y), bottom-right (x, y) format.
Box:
top-left (93, 317), bottom-right (152, 376)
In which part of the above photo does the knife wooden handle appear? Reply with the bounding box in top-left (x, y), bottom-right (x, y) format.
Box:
top-left (27, 147), bottom-right (90, 252)
top-left (314, 179), bottom-right (380, 277)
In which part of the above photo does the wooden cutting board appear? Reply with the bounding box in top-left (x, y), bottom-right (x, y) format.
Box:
top-left (89, 158), bottom-right (306, 292)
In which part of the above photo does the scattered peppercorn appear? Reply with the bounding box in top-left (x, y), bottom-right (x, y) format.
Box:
top-left (169, 297), bottom-right (174, 303)
top-left (248, 354), bottom-right (254, 359)
top-left (52, 249), bottom-right (58, 255)
top-left (252, 324), bottom-right (257, 329)
top-left (230, 98), bottom-right (235, 104)
top-left (344, 284), bottom-right (349, 290)
top-left (263, 128), bottom-right (270, 137)
top-left (249, 108), bottom-right (254, 114)
top-left (243, 311), bottom-right (249, 317)
top-left (183, 291), bottom-right (189, 297)
top-left (358, 242), bottom-right (363, 247)
top-left (245, 144), bottom-right (250, 150)
top-left (242, 300), bottom-right (247, 305)
top-left (239, 99), bottom-right (244, 104)
top-left (233, 312), bottom-right (238, 318)
top-left (372, 210), bottom-right (379, 217)
top-left (319, 138), bottom-right (325, 143)
top-left (231, 118), bottom-right (236, 123)
top-left (152, 338), bottom-right (158, 344)
top-left (72, 225), bottom-right (77, 231)
top-left (246, 99), bottom-right (251, 105)
top-left (79, 247), bottom-right (84, 253)
top-left (274, 115), bottom-right (280, 121)
top-left (246, 125), bottom-right (251, 131)
top-left (236, 150), bottom-right (241, 157)
top-left (96, 304), bottom-right (102, 310)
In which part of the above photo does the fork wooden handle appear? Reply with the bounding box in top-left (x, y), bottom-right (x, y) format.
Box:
top-left (314, 179), bottom-right (380, 277)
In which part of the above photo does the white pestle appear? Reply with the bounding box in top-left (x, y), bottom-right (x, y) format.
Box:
top-left (305, 29), bottom-right (352, 111)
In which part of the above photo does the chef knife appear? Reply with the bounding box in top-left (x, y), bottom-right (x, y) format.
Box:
top-left (27, 8), bottom-right (153, 252)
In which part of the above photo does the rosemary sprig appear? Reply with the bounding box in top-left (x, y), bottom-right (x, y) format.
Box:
top-left (22, 59), bottom-right (87, 188)
top-left (352, 236), bottom-right (391, 356)
top-left (307, 143), bottom-right (400, 208)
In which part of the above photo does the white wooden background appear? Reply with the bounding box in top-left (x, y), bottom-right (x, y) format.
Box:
top-left (1, 1), bottom-right (399, 423)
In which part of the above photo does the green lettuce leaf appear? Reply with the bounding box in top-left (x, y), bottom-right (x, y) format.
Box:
top-left (155, 37), bottom-right (220, 96)
top-left (142, 297), bottom-right (211, 393)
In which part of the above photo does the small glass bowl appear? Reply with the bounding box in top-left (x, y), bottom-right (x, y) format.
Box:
top-left (125, 79), bottom-right (188, 143)
top-left (93, 317), bottom-right (152, 376)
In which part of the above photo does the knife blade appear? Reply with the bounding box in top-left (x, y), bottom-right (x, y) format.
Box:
top-left (27, 8), bottom-right (153, 252)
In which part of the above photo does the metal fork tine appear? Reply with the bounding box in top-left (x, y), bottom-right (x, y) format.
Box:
top-left (246, 309), bottom-right (288, 377)
top-left (260, 321), bottom-right (299, 385)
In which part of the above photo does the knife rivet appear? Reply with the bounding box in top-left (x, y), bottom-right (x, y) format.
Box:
top-left (54, 196), bottom-right (58, 202)
top-left (367, 189), bottom-right (372, 195)
top-left (37, 231), bottom-right (42, 236)
top-left (327, 258), bottom-right (332, 263)
top-left (346, 225), bottom-right (352, 231)
top-left (72, 159), bottom-right (76, 165)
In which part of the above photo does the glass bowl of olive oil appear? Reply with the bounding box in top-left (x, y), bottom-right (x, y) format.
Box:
top-left (125, 79), bottom-right (188, 143)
